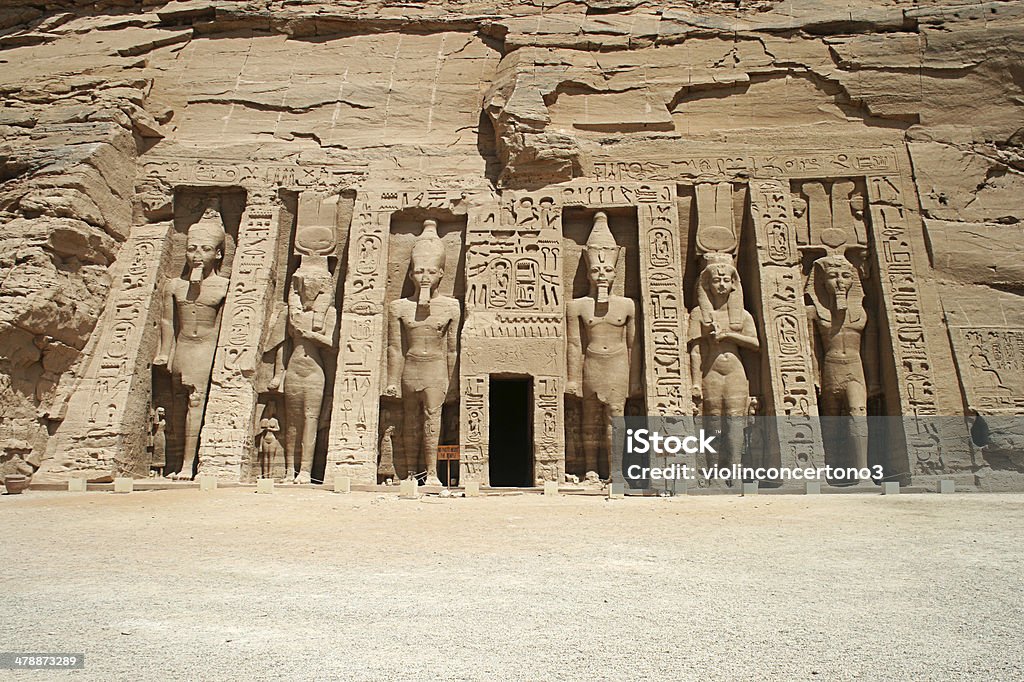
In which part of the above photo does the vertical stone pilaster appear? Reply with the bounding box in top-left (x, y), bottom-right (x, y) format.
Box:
top-left (748, 179), bottom-right (825, 475)
top-left (326, 204), bottom-right (389, 486)
top-left (42, 223), bottom-right (173, 480)
top-left (199, 200), bottom-right (283, 479)
top-left (867, 174), bottom-right (944, 477)
top-left (636, 185), bottom-right (691, 416)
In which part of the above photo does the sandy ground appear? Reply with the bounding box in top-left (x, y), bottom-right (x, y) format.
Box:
top-left (1, 487), bottom-right (1022, 681)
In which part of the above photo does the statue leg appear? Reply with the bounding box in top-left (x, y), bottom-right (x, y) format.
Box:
top-left (422, 387), bottom-right (446, 487)
top-left (721, 394), bottom-right (749, 488)
top-left (284, 393), bottom-right (303, 483)
top-left (581, 395), bottom-right (605, 483)
top-left (174, 386), bottom-right (206, 481)
top-left (846, 382), bottom-right (871, 485)
top-left (401, 392), bottom-right (421, 480)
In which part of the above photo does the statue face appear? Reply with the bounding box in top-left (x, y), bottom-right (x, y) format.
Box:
top-left (299, 276), bottom-right (329, 308)
top-left (411, 263), bottom-right (443, 291)
top-left (587, 261), bottom-right (615, 289)
top-left (709, 266), bottom-right (734, 297)
top-left (824, 267), bottom-right (854, 297)
top-left (186, 235), bottom-right (222, 271)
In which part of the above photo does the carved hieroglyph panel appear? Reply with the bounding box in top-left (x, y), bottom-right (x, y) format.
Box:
top-left (948, 327), bottom-right (1024, 414)
top-left (748, 179), bottom-right (824, 472)
top-left (198, 201), bottom-right (282, 478)
top-left (867, 174), bottom-right (943, 474)
top-left (142, 157), bottom-right (365, 191)
top-left (43, 224), bottom-right (172, 478)
top-left (460, 190), bottom-right (565, 483)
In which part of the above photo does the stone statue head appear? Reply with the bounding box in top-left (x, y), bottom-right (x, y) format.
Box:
top-left (807, 255), bottom-right (864, 320)
top-left (584, 211), bottom-right (618, 303)
top-left (697, 254), bottom-right (744, 331)
top-left (293, 262), bottom-right (333, 312)
top-left (186, 203), bottom-right (226, 278)
top-left (410, 219), bottom-right (446, 304)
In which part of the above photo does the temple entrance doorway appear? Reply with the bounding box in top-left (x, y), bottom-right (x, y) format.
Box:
top-left (488, 376), bottom-right (533, 487)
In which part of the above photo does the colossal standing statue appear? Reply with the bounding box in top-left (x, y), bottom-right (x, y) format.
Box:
top-left (566, 211), bottom-right (639, 484)
top-left (806, 253), bottom-right (879, 485)
top-left (384, 220), bottom-right (461, 487)
top-left (688, 251), bottom-right (759, 487)
top-left (153, 200), bottom-right (229, 480)
top-left (269, 260), bottom-right (336, 483)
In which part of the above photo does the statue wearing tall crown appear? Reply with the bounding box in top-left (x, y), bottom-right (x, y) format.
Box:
top-left (153, 198), bottom-right (230, 480)
top-left (566, 212), bottom-right (639, 484)
top-left (384, 220), bottom-right (461, 487)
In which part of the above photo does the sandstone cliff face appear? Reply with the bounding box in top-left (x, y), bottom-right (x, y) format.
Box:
top-left (1, 0), bottom-right (1023, 481)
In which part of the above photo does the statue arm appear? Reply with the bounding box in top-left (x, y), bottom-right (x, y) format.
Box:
top-left (384, 303), bottom-right (403, 395)
top-left (154, 280), bottom-right (175, 368)
top-left (565, 303), bottom-right (583, 395)
top-left (307, 306), bottom-right (338, 348)
top-left (806, 305), bottom-right (821, 391)
top-left (626, 299), bottom-right (641, 397)
top-left (446, 301), bottom-right (460, 382)
top-left (723, 312), bottom-right (760, 351)
top-left (687, 311), bottom-right (702, 401)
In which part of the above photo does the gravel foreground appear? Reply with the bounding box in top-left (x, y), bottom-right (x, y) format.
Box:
top-left (1, 488), bottom-right (1022, 681)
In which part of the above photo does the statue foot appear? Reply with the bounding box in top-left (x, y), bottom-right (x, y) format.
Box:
top-left (295, 471), bottom-right (311, 484)
top-left (425, 475), bottom-right (443, 487)
top-left (582, 471), bottom-right (602, 488)
top-left (170, 470), bottom-right (193, 481)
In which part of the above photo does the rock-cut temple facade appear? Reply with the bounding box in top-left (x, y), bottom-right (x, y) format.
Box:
top-left (2, 0), bottom-right (1024, 490)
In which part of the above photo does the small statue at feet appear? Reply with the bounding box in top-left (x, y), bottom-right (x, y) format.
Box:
top-left (153, 200), bottom-right (229, 481)
top-left (384, 220), bottom-right (460, 488)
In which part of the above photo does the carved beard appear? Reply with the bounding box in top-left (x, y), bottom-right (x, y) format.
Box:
top-left (189, 264), bottom-right (204, 283)
top-left (417, 281), bottom-right (431, 307)
top-left (831, 285), bottom-right (849, 312)
top-left (596, 282), bottom-right (609, 305)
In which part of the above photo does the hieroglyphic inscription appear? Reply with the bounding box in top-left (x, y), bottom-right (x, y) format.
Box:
top-left (867, 175), bottom-right (942, 473)
top-left (749, 180), bottom-right (825, 473)
top-left (949, 327), bottom-right (1024, 414)
top-left (460, 374), bottom-right (489, 485)
top-left (534, 375), bottom-right (564, 484)
top-left (633, 185), bottom-right (690, 416)
top-left (46, 224), bottom-right (172, 477)
top-left (591, 149), bottom-right (899, 182)
top-left (142, 157), bottom-right (365, 190)
top-left (198, 201), bottom-right (281, 478)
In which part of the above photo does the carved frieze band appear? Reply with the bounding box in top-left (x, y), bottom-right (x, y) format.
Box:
top-left (590, 149), bottom-right (900, 183)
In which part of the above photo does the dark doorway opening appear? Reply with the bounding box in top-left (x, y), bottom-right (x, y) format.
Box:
top-left (488, 376), bottom-right (533, 487)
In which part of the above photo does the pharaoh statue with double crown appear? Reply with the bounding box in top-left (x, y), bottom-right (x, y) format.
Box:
top-left (153, 199), bottom-right (230, 480)
top-left (384, 220), bottom-right (461, 487)
top-left (566, 211), bottom-right (640, 484)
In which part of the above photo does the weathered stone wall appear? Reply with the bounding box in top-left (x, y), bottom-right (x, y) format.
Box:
top-left (3, 0), bottom-right (1024, 486)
